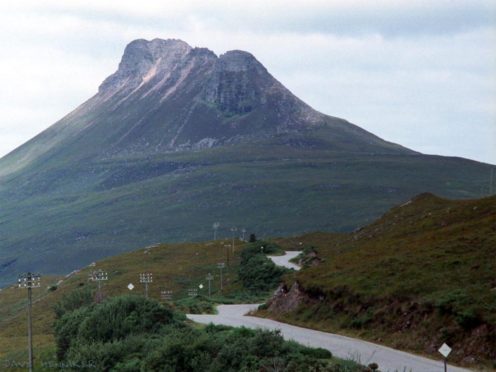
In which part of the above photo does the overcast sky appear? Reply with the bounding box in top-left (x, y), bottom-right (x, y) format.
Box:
top-left (0, 0), bottom-right (495, 163)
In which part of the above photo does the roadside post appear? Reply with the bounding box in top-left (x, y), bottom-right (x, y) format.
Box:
top-left (438, 343), bottom-right (452, 372)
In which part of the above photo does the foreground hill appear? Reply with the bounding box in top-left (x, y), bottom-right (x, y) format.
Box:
top-left (266, 193), bottom-right (496, 368)
top-left (0, 38), bottom-right (493, 286)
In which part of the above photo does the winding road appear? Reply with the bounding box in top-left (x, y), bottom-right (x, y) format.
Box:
top-left (267, 250), bottom-right (301, 270)
top-left (187, 251), bottom-right (470, 372)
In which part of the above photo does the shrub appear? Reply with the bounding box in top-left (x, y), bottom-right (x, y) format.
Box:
top-left (54, 295), bottom-right (179, 361)
top-left (53, 286), bottom-right (94, 319)
top-left (76, 295), bottom-right (177, 344)
top-left (54, 295), bottom-right (361, 371)
top-left (54, 306), bottom-right (93, 360)
top-left (238, 254), bottom-right (287, 292)
top-left (455, 309), bottom-right (481, 330)
top-left (368, 362), bottom-right (379, 371)
top-left (301, 347), bottom-right (332, 359)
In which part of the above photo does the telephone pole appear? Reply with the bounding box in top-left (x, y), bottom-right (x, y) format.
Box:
top-left (217, 262), bottom-right (225, 291)
top-left (89, 269), bottom-right (108, 303)
top-left (18, 272), bottom-right (41, 372)
top-left (230, 227), bottom-right (237, 253)
top-left (206, 273), bottom-right (214, 297)
top-left (224, 244), bottom-right (231, 266)
top-left (139, 273), bottom-right (153, 298)
top-left (160, 289), bottom-right (173, 301)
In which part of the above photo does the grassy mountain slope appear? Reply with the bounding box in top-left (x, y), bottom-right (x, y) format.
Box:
top-left (1, 142), bottom-right (493, 287)
top-left (264, 194), bottom-right (496, 368)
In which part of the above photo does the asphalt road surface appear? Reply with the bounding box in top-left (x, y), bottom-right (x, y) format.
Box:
top-left (267, 251), bottom-right (301, 270)
top-left (187, 305), bottom-right (469, 372)
top-left (187, 251), bottom-right (470, 372)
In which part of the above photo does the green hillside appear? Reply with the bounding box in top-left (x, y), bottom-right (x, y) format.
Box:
top-left (1, 239), bottom-right (360, 371)
top-left (1, 141), bottom-right (493, 287)
top-left (264, 194), bottom-right (496, 369)
top-left (0, 240), bottom-right (245, 361)
top-left (0, 238), bottom-right (363, 371)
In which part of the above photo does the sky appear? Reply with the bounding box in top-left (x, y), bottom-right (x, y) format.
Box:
top-left (0, 0), bottom-right (495, 164)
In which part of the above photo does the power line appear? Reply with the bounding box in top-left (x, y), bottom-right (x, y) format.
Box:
top-left (18, 272), bottom-right (41, 372)
top-left (89, 269), bottom-right (108, 303)
top-left (139, 273), bottom-right (153, 298)
top-left (160, 289), bottom-right (173, 301)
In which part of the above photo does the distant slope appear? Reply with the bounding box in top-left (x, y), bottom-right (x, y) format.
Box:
top-left (267, 194), bottom-right (496, 368)
top-left (0, 38), bottom-right (494, 287)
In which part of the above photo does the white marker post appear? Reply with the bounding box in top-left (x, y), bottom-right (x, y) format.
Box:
top-left (438, 343), bottom-right (452, 372)
top-left (127, 283), bottom-right (134, 291)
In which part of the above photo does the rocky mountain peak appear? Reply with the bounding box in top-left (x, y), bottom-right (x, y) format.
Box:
top-left (98, 38), bottom-right (193, 94)
top-left (217, 50), bottom-right (268, 74)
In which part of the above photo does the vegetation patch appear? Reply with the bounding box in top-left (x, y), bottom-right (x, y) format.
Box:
top-left (238, 241), bottom-right (289, 292)
top-left (51, 292), bottom-right (360, 371)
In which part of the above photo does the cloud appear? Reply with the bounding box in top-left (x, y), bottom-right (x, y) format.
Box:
top-left (0, 1), bottom-right (494, 163)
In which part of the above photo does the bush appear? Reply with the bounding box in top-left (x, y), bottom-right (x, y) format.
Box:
top-left (301, 347), bottom-right (332, 359)
top-left (238, 241), bottom-right (288, 292)
top-left (76, 295), bottom-right (177, 344)
top-left (455, 309), bottom-right (481, 330)
top-left (174, 295), bottom-right (216, 314)
top-left (53, 286), bottom-right (94, 319)
top-left (435, 290), bottom-right (482, 330)
top-left (240, 241), bottom-right (283, 264)
top-left (238, 254), bottom-right (288, 292)
top-left (54, 295), bottom-right (180, 361)
top-left (54, 306), bottom-right (93, 360)
top-left (54, 295), bottom-right (361, 371)
top-left (348, 311), bottom-right (373, 329)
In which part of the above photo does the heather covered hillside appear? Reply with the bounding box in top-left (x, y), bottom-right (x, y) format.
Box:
top-left (266, 194), bottom-right (496, 368)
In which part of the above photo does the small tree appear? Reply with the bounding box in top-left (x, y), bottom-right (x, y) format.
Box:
top-left (249, 233), bottom-right (257, 243)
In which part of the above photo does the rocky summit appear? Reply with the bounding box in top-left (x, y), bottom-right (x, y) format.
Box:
top-left (0, 39), bottom-right (408, 177)
top-left (0, 38), bottom-right (492, 286)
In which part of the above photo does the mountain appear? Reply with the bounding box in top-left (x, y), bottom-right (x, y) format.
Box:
top-left (0, 38), bottom-right (408, 177)
top-left (0, 38), bottom-right (493, 287)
